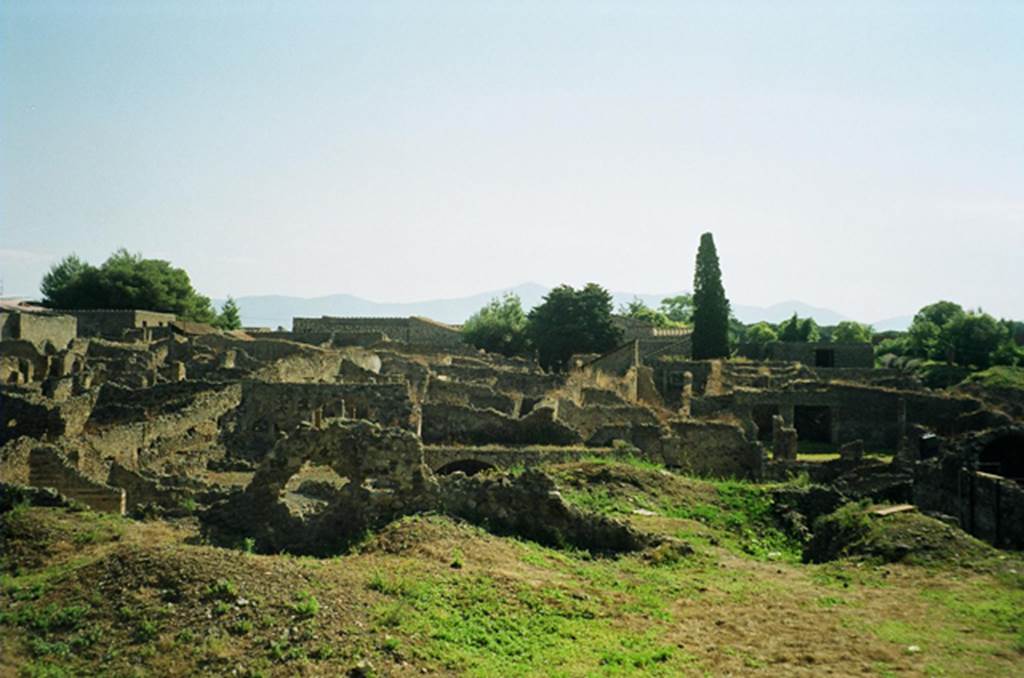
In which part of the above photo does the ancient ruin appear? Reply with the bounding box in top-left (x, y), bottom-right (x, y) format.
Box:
top-left (3, 302), bottom-right (1023, 675)
top-left (2, 304), bottom-right (1020, 552)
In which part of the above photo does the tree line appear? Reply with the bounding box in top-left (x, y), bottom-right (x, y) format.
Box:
top-left (463, 232), bottom-right (733, 368)
top-left (39, 242), bottom-right (1022, 375)
top-left (40, 250), bottom-right (242, 330)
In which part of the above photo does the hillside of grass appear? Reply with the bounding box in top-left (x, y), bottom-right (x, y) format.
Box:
top-left (956, 366), bottom-right (1024, 419)
top-left (3, 460), bottom-right (1023, 677)
top-left (961, 366), bottom-right (1024, 391)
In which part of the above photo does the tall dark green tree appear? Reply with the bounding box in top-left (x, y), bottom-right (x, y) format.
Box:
top-left (526, 283), bottom-right (621, 370)
top-left (690, 232), bottom-right (731, 359)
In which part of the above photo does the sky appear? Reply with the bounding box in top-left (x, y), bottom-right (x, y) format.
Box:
top-left (1, 1), bottom-right (1022, 322)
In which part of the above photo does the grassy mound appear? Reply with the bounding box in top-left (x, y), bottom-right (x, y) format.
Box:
top-left (806, 503), bottom-right (997, 566)
top-left (961, 366), bottom-right (1024, 391)
top-left (547, 458), bottom-right (802, 561)
top-left (3, 473), bottom-right (1023, 676)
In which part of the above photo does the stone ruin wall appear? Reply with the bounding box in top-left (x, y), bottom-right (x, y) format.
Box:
top-left (228, 381), bottom-right (414, 459)
top-left (291, 317), bottom-right (463, 349)
top-left (0, 312), bottom-right (78, 350)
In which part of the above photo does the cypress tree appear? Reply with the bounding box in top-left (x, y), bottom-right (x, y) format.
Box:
top-left (691, 232), bottom-right (731, 359)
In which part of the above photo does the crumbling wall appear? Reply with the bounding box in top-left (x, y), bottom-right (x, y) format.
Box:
top-left (203, 420), bottom-right (439, 554)
top-left (81, 381), bottom-right (242, 475)
top-left (27, 446), bottom-right (125, 513)
top-left (0, 389), bottom-right (96, 445)
top-left (0, 313), bottom-right (78, 350)
top-left (659, 419), bottom-right (764, 479)
top-left (228, 381), bottom-right (413, 459)
top-left (420, 403), bottom-right (581, 446)
top-left (425, 444), bottom-right (619, 473)
top-left (913, 426), bottom-right (1024, 549)
top-left (425, 378), bottom-right (519, 415)
top-left (553, 398), bottom-right (662, 442)
top-left (440, 469), bottom-right (651, 553)
top-left (700, 382), bottom-right (986, 451)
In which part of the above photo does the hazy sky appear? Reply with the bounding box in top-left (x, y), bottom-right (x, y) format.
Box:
top-left (2, 1), bottom-right (1022, 321)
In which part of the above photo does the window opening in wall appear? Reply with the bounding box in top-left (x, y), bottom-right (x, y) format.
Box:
top-left (978, 434), bottom-right (1024, 484)
top-left (793, 405), bottom-right (832, 444)
top-left (814, 349), bottom-right (835, 367)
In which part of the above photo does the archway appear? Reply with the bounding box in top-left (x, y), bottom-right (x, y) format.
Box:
top-left (435, 459), bottom-right (497, 476)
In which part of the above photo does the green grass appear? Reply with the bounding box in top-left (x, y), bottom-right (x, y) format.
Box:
top-left (961, 365), bottom-right (1024, 391)
top-left (370, 569), bottom-right (694, 675)
top-left (558, 466), bottom-right (802, 562)
top-left (5, 478), bottom-right (1024, 677)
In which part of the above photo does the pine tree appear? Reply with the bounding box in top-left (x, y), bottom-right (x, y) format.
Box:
top-left (691, 232), bottom-right (731, 359)
top-left (214, 296), bottom-right (242, 330)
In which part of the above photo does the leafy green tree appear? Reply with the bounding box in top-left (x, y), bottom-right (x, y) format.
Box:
top-left (946, 311), bottom-right (1007, 369)
top-left (462, 293), bottom-right (529, 357)
top-left (743, 321), bottom-right (778, 345)
top-left (659, 294), bottom-right (694, 324)
top-left (907, 301), bottom-right (965, 362)
top-left (831, 320), bottom-right (874, 343)
top-left (526, 283), bottom-right (621, 370)
top-left (690, 233), bottom-right (731, 359)
top-left (214, 297), bottom-right (243, 330)
top-left (40, 249), bottom-right (216, 322)
top-left (620, 297), bottom-right (674, 327)
top-left (777, 313), bottom-right (820, 343)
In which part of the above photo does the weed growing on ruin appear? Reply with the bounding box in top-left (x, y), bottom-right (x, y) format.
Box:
top-left (291, 591), bottom-right (320, 618)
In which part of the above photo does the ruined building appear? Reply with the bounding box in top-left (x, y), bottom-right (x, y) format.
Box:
top-left (1, 307), bottom-right (1021, 552)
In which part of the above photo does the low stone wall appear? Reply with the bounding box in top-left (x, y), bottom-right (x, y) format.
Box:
top-left (420, 403), bottom-right (581, 446)
top-left (914, 460), bottom-right (1024, 549)
top-left (425, 378), bottom-right (519, 415)
top-left (424, 444), bottom-right (619, 473)
top-left (27, 447), bottom-right (125, 513)
top-left (554, 398), bottom-right (661, 441)
top-left (440, 469), bottom-right (651, 553)
top-left (660, 419), bottom-right (764, 480)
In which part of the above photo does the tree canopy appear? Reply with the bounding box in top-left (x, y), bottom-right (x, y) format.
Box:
top-left (877, 300), bottom-right (1022, 370)
top-left (690, 233), bottom-right (731, 359)
top-left (659, 294), bottom-right (694, 324)
top-left (831, 320), bottom-right (873, 344)
top-left (461, 293), bottom-right (529, 357)
top-left (526, 284), bottom-right (621, 370)
top-left (41, 249), bottom-right (217, 323)
top-left (620, 298), bottom-right (676, 328)
top-left (743, 321), bottom-right (778, 345)
top-left (777, 313), bottom-right (821, 343)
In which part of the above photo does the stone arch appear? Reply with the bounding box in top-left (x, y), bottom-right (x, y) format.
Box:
top-left (435, 459), bottom-right (497, 477)
top-left (246, 419), bottom-right (434, 502)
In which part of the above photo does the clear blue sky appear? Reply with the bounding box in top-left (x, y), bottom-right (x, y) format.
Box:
top-left (2, 1), bottom-right (1022, 321)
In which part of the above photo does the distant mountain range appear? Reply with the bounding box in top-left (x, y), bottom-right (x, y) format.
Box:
top-left (219, 283), bottom-right (912, 333)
